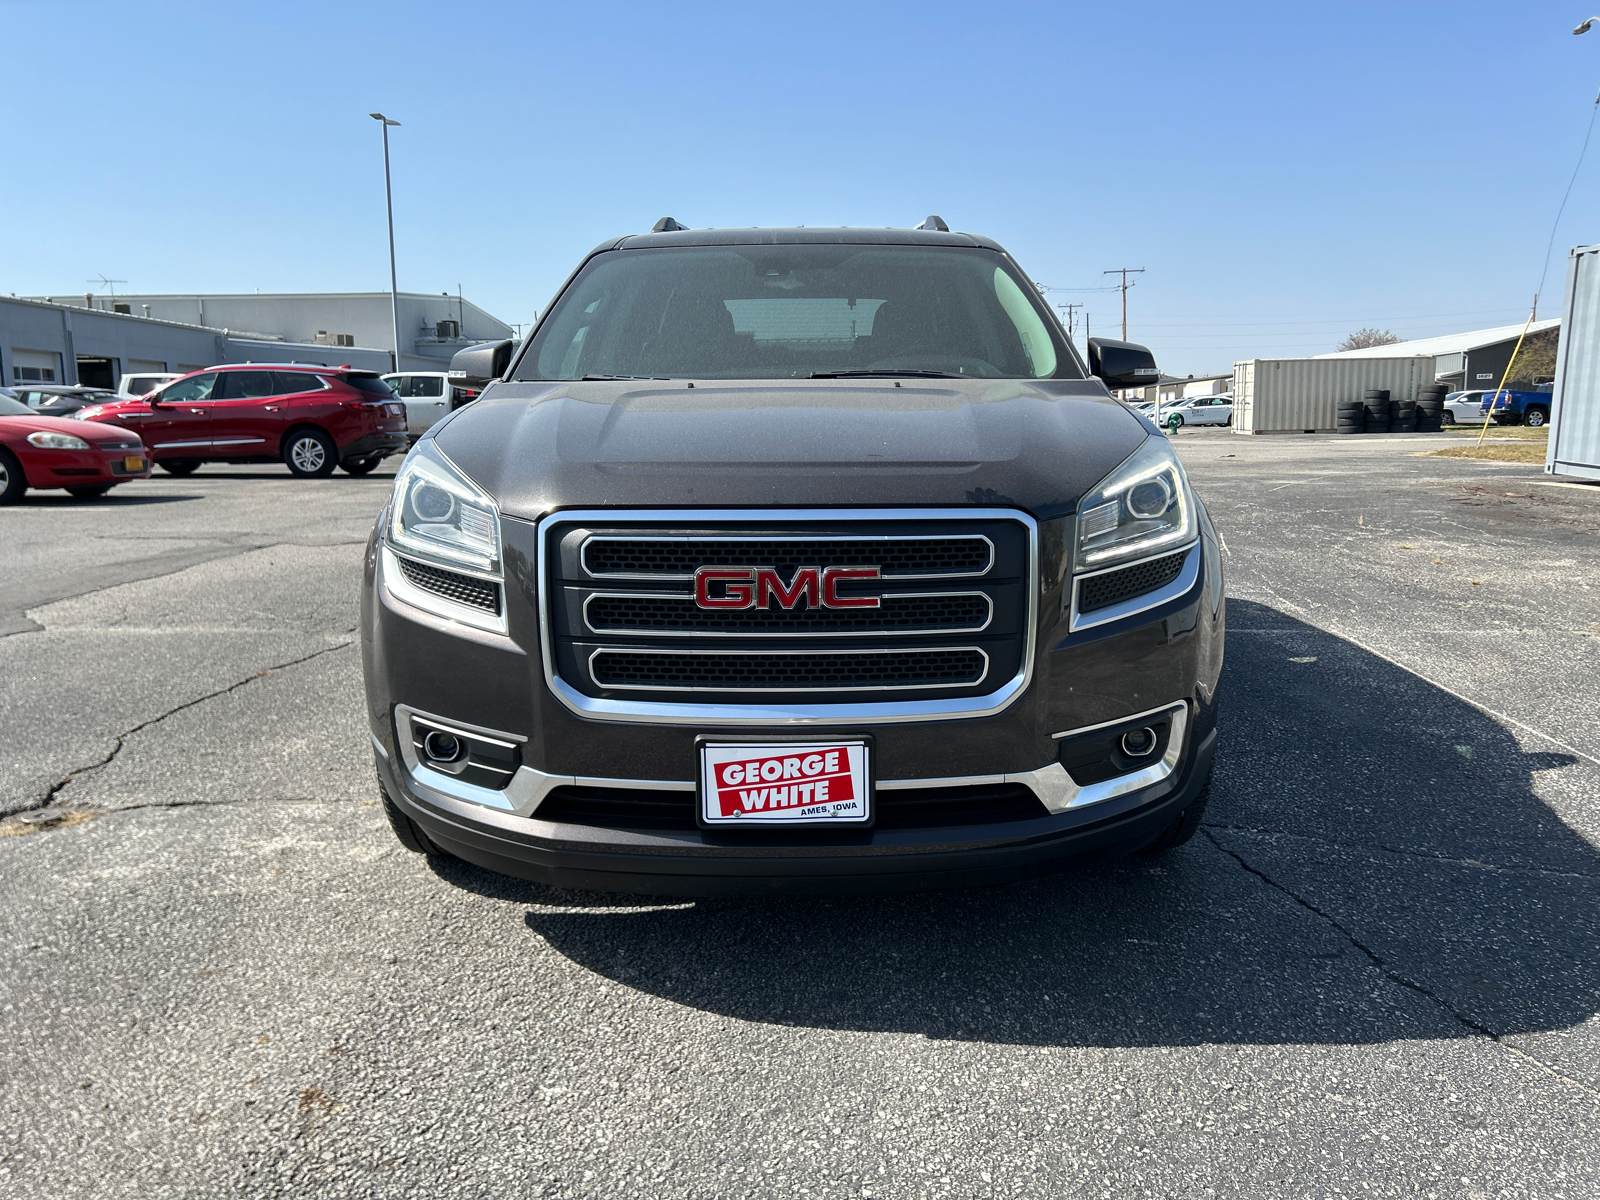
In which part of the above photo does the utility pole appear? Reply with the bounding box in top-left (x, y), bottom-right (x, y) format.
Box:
top-left (1056, 302), bottom-right (1082, 349)
top-left (1102, 267), bottom-right (1145, 340)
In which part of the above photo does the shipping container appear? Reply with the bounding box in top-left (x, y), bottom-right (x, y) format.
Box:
top-left (1231, 356), bottom-right (1436, 434)
top-left (1547, 244), bottom-right (1600, 481)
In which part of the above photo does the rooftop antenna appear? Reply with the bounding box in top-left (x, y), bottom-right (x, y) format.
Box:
top-left (88, 275), bottom-right (126, 302)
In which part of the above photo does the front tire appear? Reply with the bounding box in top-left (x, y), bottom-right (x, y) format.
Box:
top-left (158, 459), bottom-right (201, 476)
top-left (380, 788), bottom-right (450, 857)
top-left (0, 448), bottom-right (26, 505)
top-left (1140, 771), bottom-right (1211, 854)
top-left (284, 429), bottom-right (338, 478)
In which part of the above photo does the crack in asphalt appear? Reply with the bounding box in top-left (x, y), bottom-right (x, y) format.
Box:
top-left (1204, 829), bottom-right (1600, 1102)
top-left (27, 638), bottom-right (357, 815)
top-left (1203, 822), bottom-right (1600, 881)
top-left (0, 538), bottom-right (370, 640)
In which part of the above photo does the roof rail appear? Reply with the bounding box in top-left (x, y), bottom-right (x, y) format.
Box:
top-left (918, 215), bottom-right (949, 232)
top-left (651, 216), bottom-right (689, 233)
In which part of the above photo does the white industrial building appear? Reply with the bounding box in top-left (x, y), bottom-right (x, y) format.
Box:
top-left (13, 291), bottom-right (514, 385)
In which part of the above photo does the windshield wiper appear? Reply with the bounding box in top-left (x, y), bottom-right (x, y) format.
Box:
top-left (809, 369), bottom-right (959, 379)
top-left (580, 373), bottom-right (672, 381)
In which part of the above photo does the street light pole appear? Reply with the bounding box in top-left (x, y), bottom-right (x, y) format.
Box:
top-left (370, 113), bottom-right (402, 372)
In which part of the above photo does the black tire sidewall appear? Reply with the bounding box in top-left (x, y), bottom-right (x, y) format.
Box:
top-left (0, 447), bottom-right (26, 504)
top-left (284, 429), bottom-right (338, 478)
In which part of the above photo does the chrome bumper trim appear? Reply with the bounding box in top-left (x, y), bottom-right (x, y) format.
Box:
top-left (390, 701), bottom-right (1188, 821)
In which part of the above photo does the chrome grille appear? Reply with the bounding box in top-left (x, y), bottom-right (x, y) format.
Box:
top-left (582, 534), bottom-right (992, 579)
top-left (584, 591), bottom-right (992, 636)
top-left (590, 647), bottom-right (989, 692)
top-left (541, 509), bottom-right (1036, 719)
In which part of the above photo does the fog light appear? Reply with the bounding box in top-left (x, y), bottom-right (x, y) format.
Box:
top-left (422, 730), bottom-right (465, 764)
top-left (1120, 727), bottom-right (1158, 758)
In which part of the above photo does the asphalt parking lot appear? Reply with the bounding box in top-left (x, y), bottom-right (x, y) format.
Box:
top-left (3, 433), bottom-right (1599, 1200)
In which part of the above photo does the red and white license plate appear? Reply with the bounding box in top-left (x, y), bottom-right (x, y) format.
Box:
top-left (699, 741), bottom-right (871, 826)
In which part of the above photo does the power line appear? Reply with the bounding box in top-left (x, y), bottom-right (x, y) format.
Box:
top-left (1536, 85), bottom-right (1600, 315)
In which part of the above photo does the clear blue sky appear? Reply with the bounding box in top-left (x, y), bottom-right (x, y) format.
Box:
top-left (4, 0), bottom-right (1599, 375)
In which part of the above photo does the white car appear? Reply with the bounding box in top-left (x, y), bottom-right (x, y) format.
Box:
top-left (381, 371), bottom-right (483, 441)
top-left (1162, 395), bottom-right (1233, 428)
top-left (1442, 391), bottom-right (1490, 425)
top-left (115, 372), bottom-right (182, 398)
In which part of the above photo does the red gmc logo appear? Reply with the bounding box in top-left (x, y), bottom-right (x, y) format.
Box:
top-left (694, 566), bottom-right (882, 611)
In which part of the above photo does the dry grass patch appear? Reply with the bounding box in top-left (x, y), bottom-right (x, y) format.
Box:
top-left (1428, 444), bottom-right (1548, 464)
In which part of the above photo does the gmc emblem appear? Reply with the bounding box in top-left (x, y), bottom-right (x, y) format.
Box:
top-left (694, 566), bottom-right (881, 611)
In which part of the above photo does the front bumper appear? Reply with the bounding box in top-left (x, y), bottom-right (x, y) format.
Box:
top-left (19, 445), bottom-right (150, 489)
top-left (376, 723), bottom-right (1216, 895)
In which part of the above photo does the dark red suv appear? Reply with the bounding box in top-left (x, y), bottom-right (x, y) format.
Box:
top-left (75, 364), bottom-right (409, 477)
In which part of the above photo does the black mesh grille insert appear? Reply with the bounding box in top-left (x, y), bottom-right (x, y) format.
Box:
top-left (534, 782), bottom-right (1047, 832)
top-left (583, 536), bottom-right (991, 577)
top-left (874, 782), bottom-right (1049, 829)
top-left (537, 786), bottom-right (696, 831)
top-left (397, 556), bottom-right (501, 612)
top-left (586, 592), bottom-right (990, 634)
top-left (590, 648), bottom-right (986, 691)
top-left (1078, 550), bottom-right (1188, 614)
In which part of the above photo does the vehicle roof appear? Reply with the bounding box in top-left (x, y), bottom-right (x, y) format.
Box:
top-left (200, 363), bottom-right (368, 373)
top-left (601, 226), bottom-right (1007, 253)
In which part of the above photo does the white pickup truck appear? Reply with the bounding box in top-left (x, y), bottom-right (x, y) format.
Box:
top-left (380, 371), bottom-right (483, 441)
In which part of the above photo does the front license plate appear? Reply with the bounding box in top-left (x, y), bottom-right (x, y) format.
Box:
top-left (699, 741), bottom-right (871, 826)
top-left (124, 456), bottom-right (145, 471)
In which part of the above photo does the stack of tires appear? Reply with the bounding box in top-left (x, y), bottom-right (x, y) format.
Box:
top-left (1390, 396), bottom-right (1417, 433)
top-left (1363, 388), bottom-right (1391, 434)
top-left (1336, 398), bottom-right (1364, 434)
top-left (1415, 384), bottom-right (1446, 432)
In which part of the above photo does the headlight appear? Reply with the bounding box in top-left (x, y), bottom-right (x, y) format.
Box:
top-left (1074, 436), bottom-right (1195, 572)
top-left (27, 431), bottom-right (91, 450)
top-left (388, 440), bottom-right (501, 573)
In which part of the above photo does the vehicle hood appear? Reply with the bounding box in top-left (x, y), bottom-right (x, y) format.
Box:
top-left (0, 412), bottom-right (143, 443)
top-left (430, 378), bottom-right (1152, 521)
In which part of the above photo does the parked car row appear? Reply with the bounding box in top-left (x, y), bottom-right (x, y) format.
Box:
top-left (1128, 394), bottom-right (1234, 430)
top-left (2, 362), bottom-right (419, 503)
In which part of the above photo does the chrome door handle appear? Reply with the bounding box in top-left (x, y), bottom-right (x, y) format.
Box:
top-left (264, 406), bottom-right (278, 411)
top-left (189, 408), bottom-right (205, 413)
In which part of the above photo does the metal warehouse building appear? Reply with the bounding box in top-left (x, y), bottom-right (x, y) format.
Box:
top-left (6, 291), bottom-right (514, 388)
top-left (1312, 319), bottom-right (1562, 391)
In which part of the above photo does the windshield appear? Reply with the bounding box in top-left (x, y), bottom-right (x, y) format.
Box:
top-left (0, 396), bottom-right (34, 417)
top-left (517, 244), bottom-right (1080, 381)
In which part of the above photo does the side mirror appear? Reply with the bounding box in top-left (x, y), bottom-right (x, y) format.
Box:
top-left (448, 340), bottom-right (514, 389)
top-left (1087, 337), bottom-right (1160, 391)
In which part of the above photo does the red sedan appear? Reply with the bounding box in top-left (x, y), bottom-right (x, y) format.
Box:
top-left (74, 363), bottom-right (409, 478)
top-left (0, 393), bottom-right (151, 504)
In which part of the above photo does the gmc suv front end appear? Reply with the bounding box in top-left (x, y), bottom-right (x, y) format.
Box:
top-left (360, 221), bottom-right (1224, 895)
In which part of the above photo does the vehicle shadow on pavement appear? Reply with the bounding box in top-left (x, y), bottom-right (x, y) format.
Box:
top-left (18, 493), bottom-right (201, 507)
top-left (435, 599), bottom-right (1600, 1048)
